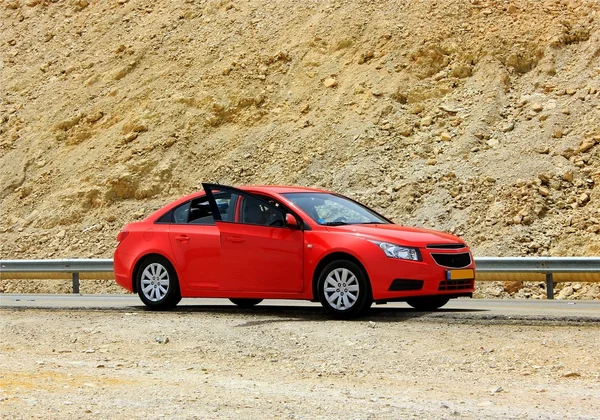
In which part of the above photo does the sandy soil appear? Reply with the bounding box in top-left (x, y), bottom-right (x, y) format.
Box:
top-left (1, 306), bottom-right (598, 419)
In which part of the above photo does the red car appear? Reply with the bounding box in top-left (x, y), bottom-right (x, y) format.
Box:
top-left (114, 183), bottom-right (475, 318)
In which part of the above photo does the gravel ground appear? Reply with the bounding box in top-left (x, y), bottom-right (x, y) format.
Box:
top-left (1, 307), bottom-right (599, 419)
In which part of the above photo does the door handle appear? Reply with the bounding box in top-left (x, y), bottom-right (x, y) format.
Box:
top-left (175, 235), bottom-right (190, 242)
top-left (226, 236), bottom-right (245, 243)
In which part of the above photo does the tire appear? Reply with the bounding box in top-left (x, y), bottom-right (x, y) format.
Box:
top-left (136, 256), bottom-right (181, 310)
top-left (317, 260), bottom-right (372, 319)
top-left (229, 298), bottom-right (263, 308)
top-left (405, 296), bottom-right (450, 311)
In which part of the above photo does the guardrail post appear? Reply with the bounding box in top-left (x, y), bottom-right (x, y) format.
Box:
top-left (545, 273), bottom-right (554, 300)
top-left (72, 272), bottom-right (80, 294)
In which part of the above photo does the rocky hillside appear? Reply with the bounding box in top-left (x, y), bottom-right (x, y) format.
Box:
top-left (1, 0), bottom-right (599, 298)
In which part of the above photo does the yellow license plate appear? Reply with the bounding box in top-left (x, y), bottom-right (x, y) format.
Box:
top-left (447, 269), bottom-right (474, 280)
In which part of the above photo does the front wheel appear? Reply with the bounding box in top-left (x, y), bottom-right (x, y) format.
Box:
top-left (405, 296), bottom-right (450, 311)
top-left (229, 298), bottom-right (263, 308)
top-left (317, 260), bottom-right (372, 319)
top-left (136, 256), bottom-right (181, 310)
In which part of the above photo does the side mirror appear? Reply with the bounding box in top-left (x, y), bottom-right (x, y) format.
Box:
top-left (285, 213), bottom-right (299, 229)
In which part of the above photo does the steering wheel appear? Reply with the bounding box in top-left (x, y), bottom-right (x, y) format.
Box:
top-left (266, 213), bottom-right (284, 227)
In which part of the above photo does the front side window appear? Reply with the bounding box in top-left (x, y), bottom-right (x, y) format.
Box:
top-left (283, 193), bottom-right (390, 226)
top-left (239, 195), bottom-right (285, 227)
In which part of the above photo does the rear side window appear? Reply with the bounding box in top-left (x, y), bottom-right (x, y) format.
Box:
top-left (166, 193), bottom-right (237, 225)
top-left (173, 202), bottom-right (192, 224)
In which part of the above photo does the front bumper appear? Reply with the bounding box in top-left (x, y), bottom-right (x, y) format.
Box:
top-left (367, 248), bottom-right (475, 301)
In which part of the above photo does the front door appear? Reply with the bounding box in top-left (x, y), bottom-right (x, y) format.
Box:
top-left (203, 184), bottom-right (304, 294)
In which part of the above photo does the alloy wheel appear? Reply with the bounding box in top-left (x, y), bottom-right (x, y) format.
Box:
top-left (323, 267), bottom-right (360, 310)
top-left (140, 262), bottom-right (170, 302)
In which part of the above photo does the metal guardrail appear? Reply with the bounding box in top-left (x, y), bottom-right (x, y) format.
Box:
top-left (1, 257), bottom-right (599, 299)
top-left (475, 257), bottom-right (600, 299)
top-left (0, 259), bottom-right (113, 294)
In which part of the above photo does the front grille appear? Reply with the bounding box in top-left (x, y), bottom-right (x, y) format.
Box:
top-left (431, 252), bottom-right (471, 268)
top-left (426, 243), bottom-right (466, 249)
top-left (438, 279), bottom-right (474, 291)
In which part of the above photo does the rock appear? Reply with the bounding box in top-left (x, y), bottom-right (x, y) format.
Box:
top-left (440, 132), bottom-right (452, 141)
top-left (439, 104), bottom-right (463, 113)
top-left (409, 104), bottom-right (424, 114)
top-left (450, 64), bottom-right (472, 78)
top-left (490, 386), bottom-right (504, 394)
top-left (563, 171), bottom-right (574, 182)
top-left (123, 132), bottom-right (138, 143)
top-left (538, 174), bottom-right (550, 184)
top-left (579, 138), bottom-right (596, 153)
top-left (538, 187), bottom-right (550, 197)
top-left (487, 138), bottom-right (499, 147)
top-left (396, 123), bottom-right (413, 137)
top-left (532, 103), bottom-right (543, 112)
top-left (421, 116), bottom-right (433, 127)
top-left (323, 78), bottom-right (338, 88)
top-left (87, 111), bottom-right (104, 123)
top-left (501, 121), bottom-right (514, 132)
top-left (503, 281), bottom-right (523, 294)
top-left (553, 129), bottom-right (563, 139)
top-left (56, 230), bottom-right (66, 239)
top-left (558, 286), bottom-right (574, 298)
top-left (358, 51), bottom-right (374, 64)
top-left (121, 120), bottom-right (148, 134)
top-left (427, 158), bottom-right (437, 165)
top-left (563, 372), bottom-right (580, 378)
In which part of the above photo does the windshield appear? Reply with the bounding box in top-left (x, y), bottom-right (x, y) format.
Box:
top-left (282, 192), bottom-right (391, 226)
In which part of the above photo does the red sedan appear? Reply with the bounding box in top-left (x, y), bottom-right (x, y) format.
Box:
top-left (114, 183), bottom-right (475, 318)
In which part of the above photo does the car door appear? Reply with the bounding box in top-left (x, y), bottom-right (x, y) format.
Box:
top-left (167, 193), bottom-right (237, 290)
top-left (203, 183), bottom-right (304, 294)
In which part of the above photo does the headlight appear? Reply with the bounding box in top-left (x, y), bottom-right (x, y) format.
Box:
top-left (371, 241), bottom-right (421, 261)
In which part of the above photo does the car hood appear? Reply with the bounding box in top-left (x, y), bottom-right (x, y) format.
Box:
top-left (326, 224), bottom-right (466, 248)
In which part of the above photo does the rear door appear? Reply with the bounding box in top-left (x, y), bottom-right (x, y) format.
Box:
top-left (203, 184), bottom-right (304, 294)
top-left (167, 192), bottom-right (237, 290)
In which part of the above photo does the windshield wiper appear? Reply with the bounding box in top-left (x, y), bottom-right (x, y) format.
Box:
top-left (322, 221), bottom-right (350, 226)
top-left (356, 221), bottom-right (384, 225)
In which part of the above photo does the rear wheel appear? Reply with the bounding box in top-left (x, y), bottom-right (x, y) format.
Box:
top-left (405, 296), bottom-right (450, 311)
top-left (317, 260), bottom-right (372, 319)
top-left (229, 298), bottom-right (263, 308)
top-left (136, 256), bottom-right (181, 310)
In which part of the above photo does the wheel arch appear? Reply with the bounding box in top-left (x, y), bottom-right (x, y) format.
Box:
top-left (311, 252), bottom-right (372, 300)
top-left (131, 253), bottom-right (178, 293)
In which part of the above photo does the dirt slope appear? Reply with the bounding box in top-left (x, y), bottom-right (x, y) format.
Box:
top-left (1, 0), bottom-right (599, 297)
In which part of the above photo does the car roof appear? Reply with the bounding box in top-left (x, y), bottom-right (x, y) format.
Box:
top-left (151, 185), bottom-right (334, 218)
top-left (239, 185), bottom-right (333, 194)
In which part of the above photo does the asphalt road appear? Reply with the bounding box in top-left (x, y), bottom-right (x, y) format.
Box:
top-left (1, 294), bottom-right (599, 324)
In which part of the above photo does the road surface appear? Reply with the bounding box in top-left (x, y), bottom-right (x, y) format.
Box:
top-left (1, 294), bottom-right (598, 323)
